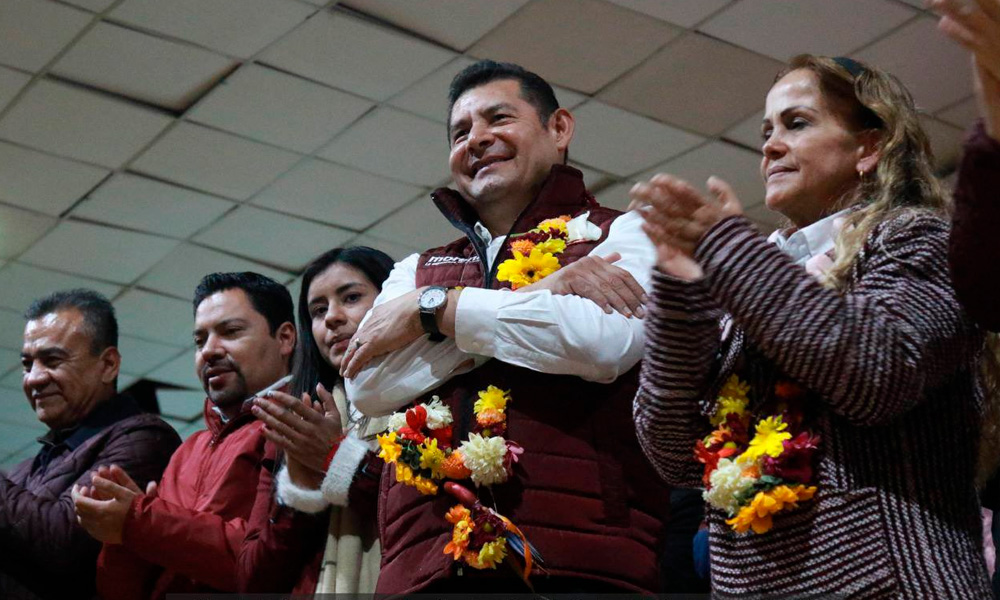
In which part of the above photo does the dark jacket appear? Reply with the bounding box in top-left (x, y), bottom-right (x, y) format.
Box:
top-left (0, 394), bottom-right (179, 600)
top-left (96, 399), bottom-right (269, 600)
top-left (949, 120), bottom-right (1000, 331)
top-left (376, 166), bottom-right (671, 594)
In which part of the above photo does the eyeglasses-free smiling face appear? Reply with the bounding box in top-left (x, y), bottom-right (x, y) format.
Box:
top-left (448, 79), bottom-right (570, 214)
top-left (307, 263), bottom-right (380, 371)
top-left (760, 69), bottom-right (872, 228)
top-left (193, 288), bottom-right (293, 410)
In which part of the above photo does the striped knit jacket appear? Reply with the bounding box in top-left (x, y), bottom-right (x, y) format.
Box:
top-left (635, 212), bottom-right (992, 598)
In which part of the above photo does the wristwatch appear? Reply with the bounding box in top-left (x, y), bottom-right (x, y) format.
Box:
top-left (418, 286), bottom-right (448, 342)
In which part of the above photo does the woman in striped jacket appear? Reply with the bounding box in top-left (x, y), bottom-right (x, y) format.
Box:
top-left (631, 54), bottom-right (996, 597)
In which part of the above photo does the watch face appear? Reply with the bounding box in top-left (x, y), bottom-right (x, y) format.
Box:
top-left (419, 287), bottom-right (447, 310)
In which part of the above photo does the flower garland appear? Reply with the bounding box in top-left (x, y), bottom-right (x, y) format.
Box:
top-left (696, 375), bottom-right (821, 534)
top-left (496, 213), bottom-right (603, 289)
top-left (376, 387), bottom-right (534, 573)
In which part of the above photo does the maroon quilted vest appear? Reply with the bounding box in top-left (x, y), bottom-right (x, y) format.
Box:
top-left (375, 166), bottom-right (671, 593)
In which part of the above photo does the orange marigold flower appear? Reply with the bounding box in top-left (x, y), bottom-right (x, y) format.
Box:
top-left (443, 517), bottom-right (473, 560)
top-left (439, 451), bottom-right (473, 479)
top-left (445, 504), bottom-right (471, 525)
top-left (726, 484), bottom-right (817, 534)
top-left (510, 239), bottom-right (536, 255)
top-left (476, 408), bottom-right (505, 428)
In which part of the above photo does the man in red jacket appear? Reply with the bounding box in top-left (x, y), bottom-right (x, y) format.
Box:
top-left (72, 272), bottom-right (318, 599)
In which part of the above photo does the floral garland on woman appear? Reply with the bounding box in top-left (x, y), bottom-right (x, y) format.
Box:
top-left (696, 375), bottom-right (821, 534)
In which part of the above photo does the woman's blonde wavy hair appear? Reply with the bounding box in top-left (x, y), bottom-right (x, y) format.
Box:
top-left (776, 54), bottom-right (1000, 484)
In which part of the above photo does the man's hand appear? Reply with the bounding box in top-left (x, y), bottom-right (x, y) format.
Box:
top-left (517, 252), bottom-right (647, 317)
top-left (929, 0), bottom-right (1000, 140)
top-left (341, 289), bottom-right (425, 379)
top-left (72, 465), bottom-right (151, 545)
top-left (252, 385), bottom-right (343, 476)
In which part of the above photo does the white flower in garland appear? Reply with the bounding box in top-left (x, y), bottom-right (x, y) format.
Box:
top-left (424, 397), bottom-right (453, 429)
top-left (704, 457), bottom-right (756, 516)
top-left (565, 211), bottom-right (602, 243)
top-left (386, 411), bottom-right (407, 432)
top-left (459, 433), bottom-right (508, 487)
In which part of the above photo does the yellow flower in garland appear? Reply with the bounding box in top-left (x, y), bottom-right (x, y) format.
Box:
top-left (496, 249), bottom-right (561, 290)
top-left (418, 438), bottom-right (446, 479)
top-left (710, 396), bottom-right (749, 426)
top-left (744, 416), bottom-right (792, 461)
top-left (537, 217), bottom-right (569, 235)
top-left (718, 374), bottom-right (750, 401)
top-left (413, 476), bottom-right (439, 496)
top-left (726, 485), bottom-right (817, 534)
top-left (534, 237), bottom-right (566, 255)
top-left (395, 462), bottom-right (415, 485)
top-left (377, 431), bottom-right (401, 463)
top-left (476, 538), bottom-right (508, 569)
top-left (474, 385), bottom-right (510, 414)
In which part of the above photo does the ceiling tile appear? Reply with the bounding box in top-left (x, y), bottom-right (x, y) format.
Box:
top-left (599, 33), bottom-right (781, 136)
top-left (365, 196), bottom-right (465, 250)
top-left (469, 0), bottom-right (680, 95)
top-left (0, 203), bottom-right (56, 259)
top-left (147, 351), bottom-right (199, 389)
top-left (936, 96), bottom-right (979, 130)
top-left (19, 220), bottom-right (178, 284)
top-left (388, 56), bottom-right (475, 123)
top-left (554, 85), bottom-right (589, 110)
top-left (568, 161), bottom-right (610, 190)
top-left (319, 107), bottom-right (447, 186)
top-left (344, 234), bottom-right (422, 263)
top-left (855, 17), bottom-right (973, 112)
top-left (136, 243), bottom-right (293, 300)
top-left (0, 388), bottom-right (43, 431)
top-left (193, 206), bottom-right (354, 270)
top-left (157, 388), bottom-right (206, 420)
top-left (0, 309), bottom-right (25, 350)
top-left (919, 115), bottom-right (965, 170)
top-left (0, 348), bottom-right (20, 377)
top-left (62, 0), bottom-right (117, 12)
top-left (72, 173), bottom-right (234, 238)
top-left (570, 101), bottom-right (704, 176)
top-left (0, 0), bottom-right (92, 72)
top-left (722, 111), bottom-right (765, 151)
top-left (260, 12), bottom-right (455, 101)
top-left (0, 79), bottom-right (172, 168)
top-left (607, 0), bottom-right (733, 27)
top-left (188, 64), bottom-right (373, 154)
top-left (593, 180), bottom-right (634, 212)
top-left (111, 0), bottom-right (315, 59)
top-left (117, 335), bottom-right (184, 375)
top-left (132, 122), bottom-right (302, 200)
top-left (0, 262), bottom-right (122, 313)
top-left (0, 420), bottom-right (46, 459)
top-left (343, 0), bottom-right (529, 51)
top-left (0, 65), bottom-right (31, 109)
top-left (0, 141), bottom-right (109, 216)
top-left (252, 158), bottom-right (423, 230)
top-left (51, 22), bottom-right (236, 111)
top-left (640, 141), bottom-right (766, 208)
top-left (699, 0), bottom-right (914, 61)
top-left (114, 289), bottom-right (194, 346)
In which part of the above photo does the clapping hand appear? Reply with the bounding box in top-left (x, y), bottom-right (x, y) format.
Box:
top-left (631, 174), bottom-right (743, 281)
top-left (929, 0), bottom-right (1000, 140)
top-left (72, 465), bottom-right (154, 544)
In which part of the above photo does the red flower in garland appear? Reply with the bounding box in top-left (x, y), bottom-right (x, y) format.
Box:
top-left (761, 432), bottom-right (821, 483)
top-left (399, 405), bottom-right (428, 443)
top-left (695, 439), bottom-right (738, 486)
top-left (429, 424), bottom-right (454, 450)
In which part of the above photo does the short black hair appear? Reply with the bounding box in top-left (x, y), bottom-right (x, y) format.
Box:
top-left (25, 289), bottom-right (118, 355)
top-left (447, 60), bottom-right (560, 127)
top-left (193, 272), bottom-right (294, 336)
top-left (290, 246), bottom-right (395, 398)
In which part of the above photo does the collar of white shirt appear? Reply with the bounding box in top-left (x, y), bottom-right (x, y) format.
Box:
top-left (767, 208), bottom-right (850, 265)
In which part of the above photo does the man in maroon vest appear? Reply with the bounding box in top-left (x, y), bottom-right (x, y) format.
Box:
top-left (341, 60), bottom-right (670, 594)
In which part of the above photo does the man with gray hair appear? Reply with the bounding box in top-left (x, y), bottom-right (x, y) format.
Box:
top-left (0, 289), bottom-right (179, 600)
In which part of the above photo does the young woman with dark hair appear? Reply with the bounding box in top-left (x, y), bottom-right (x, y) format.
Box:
top-left (240, 246), bottom-right (395, 595)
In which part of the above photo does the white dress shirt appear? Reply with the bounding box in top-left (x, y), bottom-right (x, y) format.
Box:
top-left (767, 208), bottom-right (850, 265)
top-left (346, 210), bottom-right (655, 416)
